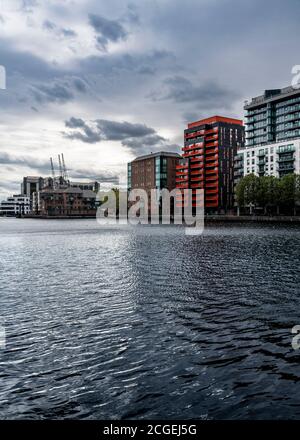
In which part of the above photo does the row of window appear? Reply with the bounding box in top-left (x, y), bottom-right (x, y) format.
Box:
top-left (276, 94), bottom-right (300, 109)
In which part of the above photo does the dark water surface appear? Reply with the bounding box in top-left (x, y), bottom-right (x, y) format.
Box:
top-left (0, 218), bottom-right (300, 420)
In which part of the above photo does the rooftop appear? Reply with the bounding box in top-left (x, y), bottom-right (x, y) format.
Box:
top-left (244, 86), bottom-right (300, 109)
top-left (187, 115), bottom-right (243, 129)
top-left (39, 187), bottom-right (95, 196)
top-left (131, 151), bottom-right (181, 162)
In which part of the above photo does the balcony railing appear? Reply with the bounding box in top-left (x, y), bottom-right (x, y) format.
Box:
top-left (277, 145), bottom-right (296, 154)
top-left (206, 168), bottom-right (218, 175)
top-left (277, 164), bottom-right (295, 171)
top-left (206, 148), bottom-right (218, 155)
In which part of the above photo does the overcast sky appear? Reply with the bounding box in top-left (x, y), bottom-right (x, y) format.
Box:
top-left (0, 0), bottom-right (299, 198)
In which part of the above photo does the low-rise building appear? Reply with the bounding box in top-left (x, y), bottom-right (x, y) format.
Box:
top-left (35, 187), bottom-right (98, 217)
top-left (127, 151), bottom-right (181, 213)
top-left (0, 195), bottom-right (30, 216)
top-left (234, 139), bottom-right (300, 181)
top-left (70, 181), bottom-right (100, 192)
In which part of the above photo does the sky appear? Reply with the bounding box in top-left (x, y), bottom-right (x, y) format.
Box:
top-left (0, 0), bottom-right (299, 199)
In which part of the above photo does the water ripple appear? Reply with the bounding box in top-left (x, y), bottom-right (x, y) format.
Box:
top-left (0, 219), bottom-right (300, 419)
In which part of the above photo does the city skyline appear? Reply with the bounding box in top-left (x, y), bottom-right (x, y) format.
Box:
top-left (1, 0), bottom-right (300, 200)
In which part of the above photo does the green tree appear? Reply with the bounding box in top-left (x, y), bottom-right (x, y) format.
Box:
top-left (279, 174), bottom-right (296, 214)
top-left (236, 173), bottom-right (300, 216)
top-left (256, 176), bottom-right (269, 213)
top-left (235, 174), bottom-right (259, 213)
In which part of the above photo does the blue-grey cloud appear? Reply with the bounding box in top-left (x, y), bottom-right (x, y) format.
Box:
top-left (70, 168), bottom-right (119, 183)
top-left (43, 19), bottom-right (77, 38)
top-left (61, 28), bottom-right (77, 38)
top-left (20, 0), bottom-right (38, 13)
top-left (96, 119), bottom-right (156, 141)
top-left (31, 81), bottom-right (74, 104)
top-left (0, 152), bottom-right (51, 173)
top-left (72, 77), bottom-right (87, 93)
top-left (29, 77), bottom-right (88, 105)
top-left (125, 4), bottom-right (140, 25)
top-left (64, 117), bottom-right (156, 145)
top-left (63, 117), bottom-right (179, 155)
top-left (43, 20), bottom-right (56, 31)
top-left (65, 117), bottom-right (102, 143)
top-left (88, 13), bottom-right (128, 51)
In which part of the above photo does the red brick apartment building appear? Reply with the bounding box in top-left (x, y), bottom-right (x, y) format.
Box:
top-left (127, 151), bottom-right (181, 213)
top-left (176, 116), bottom-right (244, 213)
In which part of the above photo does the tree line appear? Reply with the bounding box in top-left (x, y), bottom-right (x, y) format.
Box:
top-left (235, 174), bottom-right (300, 215)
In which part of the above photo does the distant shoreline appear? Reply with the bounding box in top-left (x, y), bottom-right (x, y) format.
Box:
top-left (1, 214), bottom-right (300, 225)
top-left (204, 215), bottom-right (300, 224)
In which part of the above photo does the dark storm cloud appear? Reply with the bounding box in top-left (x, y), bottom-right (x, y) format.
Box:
top-left (64, 117), bottom-right (102, 143)
top-left (96, 120), bottom-right (155, 141)
top-left (151, 76), bottom-right (240, 110)
top-left (64, 117), bottom-right (179, 155)
top-left (64, 117), bottom-right (156, 143)
top-left (88, 13), bottom-right (128, 51)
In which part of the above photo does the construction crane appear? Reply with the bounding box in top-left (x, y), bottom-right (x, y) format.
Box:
top-left (50, 157), bottom-right (57, 189)
top-left (50, 157), bottom-right (55, 179)
top-left (58, 154), bottom-right (63, 179)
top-left (61, 153), bottom-right (69, 183)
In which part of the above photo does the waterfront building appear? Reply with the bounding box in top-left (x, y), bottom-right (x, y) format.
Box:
top-left (234, 139), bottom-right (300, 183)
top-left (176, 116), bottom-right (244, 213)
top-left (21, 176), bottom-right (45, 210)
top-left (234, 86), bottom-right (300, 184)
top-left (21, 176), bottom-right (45, 197)
top-left (244, 86), bottom-right (300, 147)
top-left (0, 194), bottom-right (30, 216)
top-left (69, 181), bottom-right (100, 192)
top-left (35, 187), bottom-right (98, 217)
top-left (127, 151), bottom-right (181, 213)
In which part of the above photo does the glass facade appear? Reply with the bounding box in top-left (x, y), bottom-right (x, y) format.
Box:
top-left (245, 88), bottom-right (300, 146)
top-left (155, 156), bottom-right (167, 189)
top-left (127, 163), bottom-right (131, 190)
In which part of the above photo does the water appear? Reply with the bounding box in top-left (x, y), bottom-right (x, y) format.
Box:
top-left (0, 218), bottom-right (300, 420)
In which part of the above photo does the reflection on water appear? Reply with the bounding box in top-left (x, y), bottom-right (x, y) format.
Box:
top-left (0, 218), bottom-right (300, 419)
